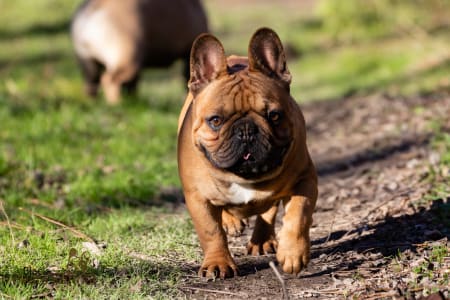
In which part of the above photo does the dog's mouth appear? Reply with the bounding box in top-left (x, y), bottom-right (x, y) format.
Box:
top-left (225, 144), bottom-right (289, 179)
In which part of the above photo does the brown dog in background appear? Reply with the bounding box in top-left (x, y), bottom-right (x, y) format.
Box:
top-left (71, 0), bottom-right (208, 104)
top-left (177, 28), bottom-right (318, 278)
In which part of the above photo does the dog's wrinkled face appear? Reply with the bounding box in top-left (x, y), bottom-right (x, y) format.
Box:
top-left (187, 29), bottom-right (295, 181)
top-left (192, 74), bottom-right (293, 179)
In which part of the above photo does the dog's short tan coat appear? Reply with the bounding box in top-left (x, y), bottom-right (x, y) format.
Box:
top-left (178, 28), bottom-right (317, 278)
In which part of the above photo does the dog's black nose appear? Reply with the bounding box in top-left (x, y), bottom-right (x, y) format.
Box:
top-left (234, 120), bottom-right (258, 142)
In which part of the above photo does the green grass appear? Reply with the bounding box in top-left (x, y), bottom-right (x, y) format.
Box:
top-left (0, 0), bottom-right (190, 297)
top-left (205, 0), bottom-right (450, 102)
top-left (410, 244), bottom-right (449, 295)
top-left (0, 0), bottom-right (449, 298)
top-left (391, 244), bottom-right (449, 297)
top-left (1, 208), bottom-right (199, 299)
top-left (426, 131), bottom-right (450, 206)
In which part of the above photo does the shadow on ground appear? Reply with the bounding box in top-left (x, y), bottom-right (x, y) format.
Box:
top-left (309, 198), bottom-right (449, 275)
top-left (315, 132), bottom-right (432, 177)
top-left (0, 20), bottom-right (70, 41)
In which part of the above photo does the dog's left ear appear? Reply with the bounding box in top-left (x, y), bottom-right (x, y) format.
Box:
top-left (248, 28), bottom-right (291, 86)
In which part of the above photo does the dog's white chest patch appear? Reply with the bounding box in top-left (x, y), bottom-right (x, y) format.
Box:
top-left (228, 183), bottom-right (256, 204)
top-left (227, 183), bottom-right (273, 204)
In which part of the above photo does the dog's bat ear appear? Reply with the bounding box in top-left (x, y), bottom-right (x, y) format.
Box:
top-left (248, 27), bottom-right (291, 86)
top-left (188, 33), bottom-right (227, 95)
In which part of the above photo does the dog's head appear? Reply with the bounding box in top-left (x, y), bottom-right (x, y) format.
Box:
top-left (188, 28), bottom-right (297, 180)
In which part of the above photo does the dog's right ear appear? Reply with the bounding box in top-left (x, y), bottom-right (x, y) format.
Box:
top-left (188, 33), bottom-right (227, 96)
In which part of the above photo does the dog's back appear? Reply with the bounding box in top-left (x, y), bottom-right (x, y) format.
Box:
top-left (71, 0), bottom-right (208, 103)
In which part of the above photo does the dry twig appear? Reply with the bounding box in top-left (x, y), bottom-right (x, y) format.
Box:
top-left (292, 288), bottom-right (343, 296)
top-left (180, 286), bottom-right (245, 297)
top-left (0, 292), bottom-right (12, 299)
top-left (364, 291), bottom-right (398, 300)
top-left (19, 207), bottom-right (94, 242)
top-left (324, 214), bottom-right (336, 244)
top-left (0, 199), bottom-right (15, 245)
top-left (0, 221), bottom-right (24, 230)
top-left (269, 261), bottom-right (289, 300)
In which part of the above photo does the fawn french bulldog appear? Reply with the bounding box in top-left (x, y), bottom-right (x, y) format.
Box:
top-left (177, 28), bottom-right (318, 278)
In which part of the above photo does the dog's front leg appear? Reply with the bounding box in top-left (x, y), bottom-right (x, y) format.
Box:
top-left (276, 181), bottom-right (317, 274)
top-left (185, 192), bottom-right (238, 278)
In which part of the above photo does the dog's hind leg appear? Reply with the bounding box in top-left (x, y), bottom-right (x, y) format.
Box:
top-left (247, 202), bottom-right (279, 255)
top-left (222, 210), bottom-right (247, 237)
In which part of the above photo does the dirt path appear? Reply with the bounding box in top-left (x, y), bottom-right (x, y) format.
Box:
top-left (179, 93), bottom-right (450, 299)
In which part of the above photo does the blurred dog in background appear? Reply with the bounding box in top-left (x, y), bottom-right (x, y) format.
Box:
top-left (71, 0), bottom-right (208, 104)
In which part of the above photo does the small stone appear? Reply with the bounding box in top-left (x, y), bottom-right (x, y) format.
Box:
top-left (406, 159), bottom-right (419, 169)
top-left (428, 152), bottom-right (440, 165)
top-left (351, 188), bottom-right (361, 196)
top-left (47, 265), bottom-right (61, 273)
top-left (386, 182), bottom-right (398, 191)
top-left (441, 166), bottom-right (449, 177)
top-left (17, 239), bottom-right (30, 249)
top-left (325, 195), bottom-right (337, 203)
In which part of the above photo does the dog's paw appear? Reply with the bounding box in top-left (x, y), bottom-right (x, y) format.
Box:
top-left (247, 238), bottom-right (278, 255)
top-left (199, 255), bottom-right (238, 279)
top-left (222, 211), bottom-right (246, 236)
top-left (276, 237), bottom-right (310, 275)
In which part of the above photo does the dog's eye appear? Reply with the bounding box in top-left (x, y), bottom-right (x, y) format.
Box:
top-left (207, 116), bottom-right (223, 130)
top-left (268, 111), bottom-right (282, 124)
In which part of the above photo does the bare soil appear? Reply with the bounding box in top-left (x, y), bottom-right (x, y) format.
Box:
top-left (179, 92), bottom-right (450, 299)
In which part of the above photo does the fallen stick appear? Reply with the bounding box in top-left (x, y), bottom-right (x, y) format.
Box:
top-left (269, 261), bottom-right (289, 300)
top-left (0, 291), bottom-right (12, 299)
top-left (180, 286), bottom-right (244, 297)
top-left (0, 221), bottom-right (24, 230)
top-left (0, 199), bottom-right (15, 245)
top-left (364, 291), bottom-right (398, 300)
top-left (292, 288), bottom-right (342, 296)
top-left (324, 215), bottom-right (336, 244)
top-left (19, 207), bottom-right (95, 243)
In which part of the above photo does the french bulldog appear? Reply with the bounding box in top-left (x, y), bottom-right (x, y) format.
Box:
top-left (177, 28), bottom-right (318, 278)
top-left (71, 0), bottom-right (208, 103)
